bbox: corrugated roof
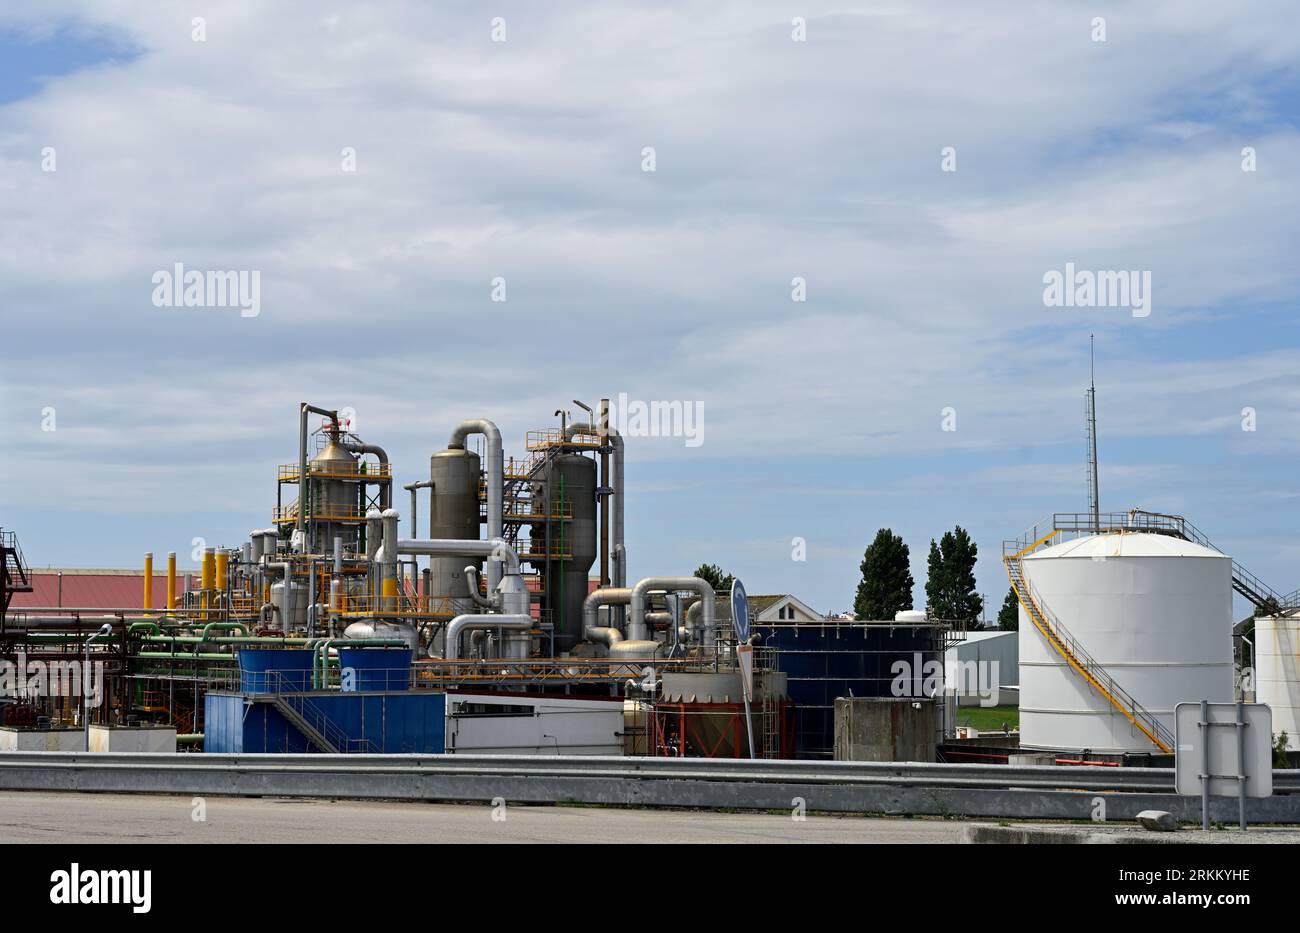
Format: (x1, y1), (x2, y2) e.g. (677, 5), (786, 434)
(10, 572), (174, 609)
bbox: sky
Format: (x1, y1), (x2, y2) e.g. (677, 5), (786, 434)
(1, 1), (1299, 620)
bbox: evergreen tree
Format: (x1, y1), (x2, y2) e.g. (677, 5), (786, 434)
(694, 563), (734, 592)
(853, 529), (914, 620)
(925, 525), (983, 623)
(997, 586), (1019, 631)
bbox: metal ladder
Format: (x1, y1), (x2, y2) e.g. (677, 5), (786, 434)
(1004, 541), (1173, 753)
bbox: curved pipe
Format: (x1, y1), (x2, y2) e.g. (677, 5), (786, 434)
(299, 403), (340, 546)
(630, 577), (714, 645)
(462, 565), (496, 610)
(448, 420), (503, 588)
(582, 587), (632, 648)
(445, 613), (531, 660)
(341, 441), (391, 509)
(396, 538), (520, 577)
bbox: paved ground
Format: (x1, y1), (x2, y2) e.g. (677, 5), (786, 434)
(0, 792), (971, 843)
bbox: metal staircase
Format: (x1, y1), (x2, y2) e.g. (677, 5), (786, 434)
(1004, 531), (1174, 753)
(1, 528), (34, 629)
(252, 671), (376, 753)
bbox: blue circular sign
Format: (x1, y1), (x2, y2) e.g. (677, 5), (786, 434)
(730, 578), (749, 644)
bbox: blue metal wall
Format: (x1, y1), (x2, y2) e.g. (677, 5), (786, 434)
(755, 622), (942, 759)
(204, 690), (446, 754)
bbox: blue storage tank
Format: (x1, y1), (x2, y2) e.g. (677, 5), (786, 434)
(237, 648), (314, 693)
(204, 690), (446, 753)
(337, 646), (412, 692)
(754, 621), (943, 759)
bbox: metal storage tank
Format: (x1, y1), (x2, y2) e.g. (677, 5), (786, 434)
(306, 439), (360, 553)
(1254, 613), (1300, 751)
(534, 453), (596, 652)
(1019, 532), (1233, 753)
(429, 448), (482, 616)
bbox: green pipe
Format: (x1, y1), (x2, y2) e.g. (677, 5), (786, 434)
(139, 635), (308, 645)
(128, 621), (162, 637)
(201, 622), (248, 639)
(176, 734), (203, 745)
(136, 652), (233, 660)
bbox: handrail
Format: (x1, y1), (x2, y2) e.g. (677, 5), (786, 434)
(1004, 548), (1173, 753)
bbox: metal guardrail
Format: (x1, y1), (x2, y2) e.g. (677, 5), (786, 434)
(1, 753), (1296, 820)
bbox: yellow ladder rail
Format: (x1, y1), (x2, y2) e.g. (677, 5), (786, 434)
(1004, 551), (1172, 754)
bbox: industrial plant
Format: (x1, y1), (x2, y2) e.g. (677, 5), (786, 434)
(1, 393), (1292, 777)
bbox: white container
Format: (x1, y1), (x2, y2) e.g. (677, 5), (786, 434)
(1019, 532), (1233, 753)
(0, 727), (84, 751)
(1254, 614), (1300, 751)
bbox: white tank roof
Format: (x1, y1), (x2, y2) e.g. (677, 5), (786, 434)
(1025, 532), (1226, 561)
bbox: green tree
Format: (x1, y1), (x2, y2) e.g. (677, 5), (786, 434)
(997, 586), (1019, 631)
(853, 529), (914, 620)
(694, 563), (734, 592)
(926, 526), (983, 623)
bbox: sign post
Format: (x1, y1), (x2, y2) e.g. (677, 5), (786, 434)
(731, 579), (756, 759)
(1175, 701), (1272, 831)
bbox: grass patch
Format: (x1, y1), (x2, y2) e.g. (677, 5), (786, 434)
(953, 705), (1018, 732)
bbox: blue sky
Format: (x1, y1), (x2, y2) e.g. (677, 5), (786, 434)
(2, 1), (1300, 621)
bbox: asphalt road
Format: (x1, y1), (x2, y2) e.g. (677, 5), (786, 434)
(0, 792), (970, 843)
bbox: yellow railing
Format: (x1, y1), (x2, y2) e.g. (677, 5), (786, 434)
(525, 428), (602, 450)
(273, 503), (369, 524)
(278, 462), (392, 482)
(338, 594), (457, 618)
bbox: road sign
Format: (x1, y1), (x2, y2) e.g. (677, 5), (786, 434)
(731, 578), (749, 644)
(1175, 701), (1272, 831)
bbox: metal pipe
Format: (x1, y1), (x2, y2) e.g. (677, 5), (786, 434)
(629, 577), (714, 644)
(448, 420), (503, 588)
(396, 538), (520, 577)
(143, 553), (153, 610)
(298, 402), (340, 548)
(462, 565), (496, 610)
(342, 441), (391, 509)
(582, 587), (631, 647)
(444, 614), (531, 660)
(402, 479), (434, 540)
(380, 509), (400, 611)
(166, 552), (177, 610)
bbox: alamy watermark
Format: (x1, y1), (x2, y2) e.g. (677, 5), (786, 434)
(891, 654), (1001, 707)
(0, 652), (105, 706)
(152, 263), (261, 318)
(1042, 263), (1151, 318)
(602, 392), (704, 448)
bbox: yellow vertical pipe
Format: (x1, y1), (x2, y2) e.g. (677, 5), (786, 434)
(143, 553), (153, 610)
(382, 576), (398, 612)
(216, 548), (229, 590)
(166, 552), (177, 610)
(201, 548), (215, 610)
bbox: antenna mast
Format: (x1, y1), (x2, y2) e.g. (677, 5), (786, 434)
(1085, 335), (1100, 533)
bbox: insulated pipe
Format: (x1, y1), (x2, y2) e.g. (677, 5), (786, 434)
(380, 509), (400, 611)
(298, 403), (340, 547)
(166, 552), (177, 610)
(444, 614), (531, 660)
(342, 441), (392, 509)
(582, 587), (632, 648)
(396, 538), (520, 577)
(629, 577), (715, 645)
(448, 420), (503, 588)
(143, 553), (153, 610)
(462, 565), (496, 610)
(268, 562), (292, 633)
(403, 481), (434, 537)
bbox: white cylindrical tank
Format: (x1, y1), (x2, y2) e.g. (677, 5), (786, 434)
(1255, 614), (1300, 751)
(1019, 532), (1233, 753)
